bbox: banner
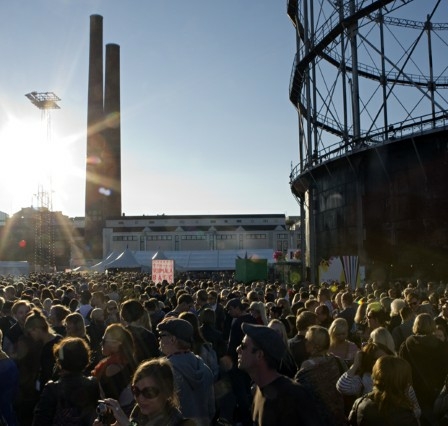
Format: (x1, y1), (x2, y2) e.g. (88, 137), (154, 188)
(318, 255), (364, 289)
(152, 259), (175, 284)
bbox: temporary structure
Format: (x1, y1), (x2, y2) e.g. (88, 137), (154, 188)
(105, 248), (142, 272)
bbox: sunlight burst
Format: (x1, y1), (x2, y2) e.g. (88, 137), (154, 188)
(0, 115), (76, 211)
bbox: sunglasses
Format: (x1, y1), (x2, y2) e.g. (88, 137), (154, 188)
(131, 385), (160, 399)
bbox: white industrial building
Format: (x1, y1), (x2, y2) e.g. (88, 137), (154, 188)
(103, 213), (300, 256)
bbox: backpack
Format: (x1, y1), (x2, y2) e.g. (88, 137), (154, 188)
(50, 385), (83, 426)
(52, 404), (82, 426)
(47, 380), (97, 426)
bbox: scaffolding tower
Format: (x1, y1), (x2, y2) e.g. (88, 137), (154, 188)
(25, 91), (61, 272)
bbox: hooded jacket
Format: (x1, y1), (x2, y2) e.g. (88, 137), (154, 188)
(168, 351), (215, 426)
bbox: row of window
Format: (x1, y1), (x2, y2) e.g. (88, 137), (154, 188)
(144, 236), (172, 241)
(117, 219), (273, 225)
(181, 235), (207, 240)
(114, 233), (289, 242)
(113, 236), (138, 241)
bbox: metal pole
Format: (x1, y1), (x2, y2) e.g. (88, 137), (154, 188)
(349, 0), (361, 141)
(338, 0), (349, 150)
(426, 15), (436, 122)
(378, 8), (389, 138)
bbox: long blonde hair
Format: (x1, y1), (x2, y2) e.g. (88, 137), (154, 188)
(370, 327), (396, 355)
(328, 318), (349, 346)
(249, 301), (268, 325)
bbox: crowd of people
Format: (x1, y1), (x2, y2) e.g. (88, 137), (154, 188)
(1, 272), (448, 425)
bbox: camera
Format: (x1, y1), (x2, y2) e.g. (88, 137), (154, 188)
(96, 400), (115, 425)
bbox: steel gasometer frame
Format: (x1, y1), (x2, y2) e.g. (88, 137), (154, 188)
(287, 0), (448, 283)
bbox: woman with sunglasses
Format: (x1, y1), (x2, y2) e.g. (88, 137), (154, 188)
(105, 301), (120, 325)
(92, 323), (137, 415)
(94, 358), (194, 426)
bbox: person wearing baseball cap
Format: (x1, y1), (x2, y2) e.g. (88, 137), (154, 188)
(237, 323), (320, 426)
(157, 318), (214, 426)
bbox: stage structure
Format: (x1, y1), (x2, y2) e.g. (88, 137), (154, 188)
(288, 0), (448, 282)
(25, 91), (61, 272)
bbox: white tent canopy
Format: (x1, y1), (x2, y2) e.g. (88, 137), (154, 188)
(152, 251), (168, 260)
(79, 249), (275, 273)
(105, 248), (142, 271)
(135, 249), (275, 271)
(90, 251), (120, 273)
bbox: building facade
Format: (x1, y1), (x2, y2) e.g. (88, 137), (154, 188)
(103, 214), (300, 258)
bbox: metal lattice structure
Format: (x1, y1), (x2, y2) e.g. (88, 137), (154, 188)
(288, 1), (448, 282)
(25, 91), (60, 272)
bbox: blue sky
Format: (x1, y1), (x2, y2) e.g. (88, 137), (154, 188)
(0, 1), (299, 218)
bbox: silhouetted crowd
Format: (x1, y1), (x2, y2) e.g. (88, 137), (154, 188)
(1, 272), (448, 425)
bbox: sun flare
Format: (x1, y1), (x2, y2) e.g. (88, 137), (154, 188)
(0, 115), (76, 211)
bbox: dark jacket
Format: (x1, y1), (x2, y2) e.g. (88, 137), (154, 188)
(226, 313), (257, 364)
(399, 334), (448, 408)
(392, 319), (414, 351)
(32, 373), (99, 426)
(126, 324), (159, 364)
(253, 376), (322, 426)
(213, 303), (226, 333)
(39, 335), (63, 389)
(99, 363), (134, 402)
(130, 403), (195, 426)
(349, 393), (418, 426)
(288, 334), (308, 369)
(200, 323), (226, 358)
(337, 306), (357, 332)
(6, 322), (23, 348)
(86, 320), (106, 365)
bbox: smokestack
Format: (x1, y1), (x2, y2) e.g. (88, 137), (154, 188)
(87, 15), (103, 130)
(84, 16), (122, 260)
(85, 14), (104, 259)
(104, 43), (121, 217)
